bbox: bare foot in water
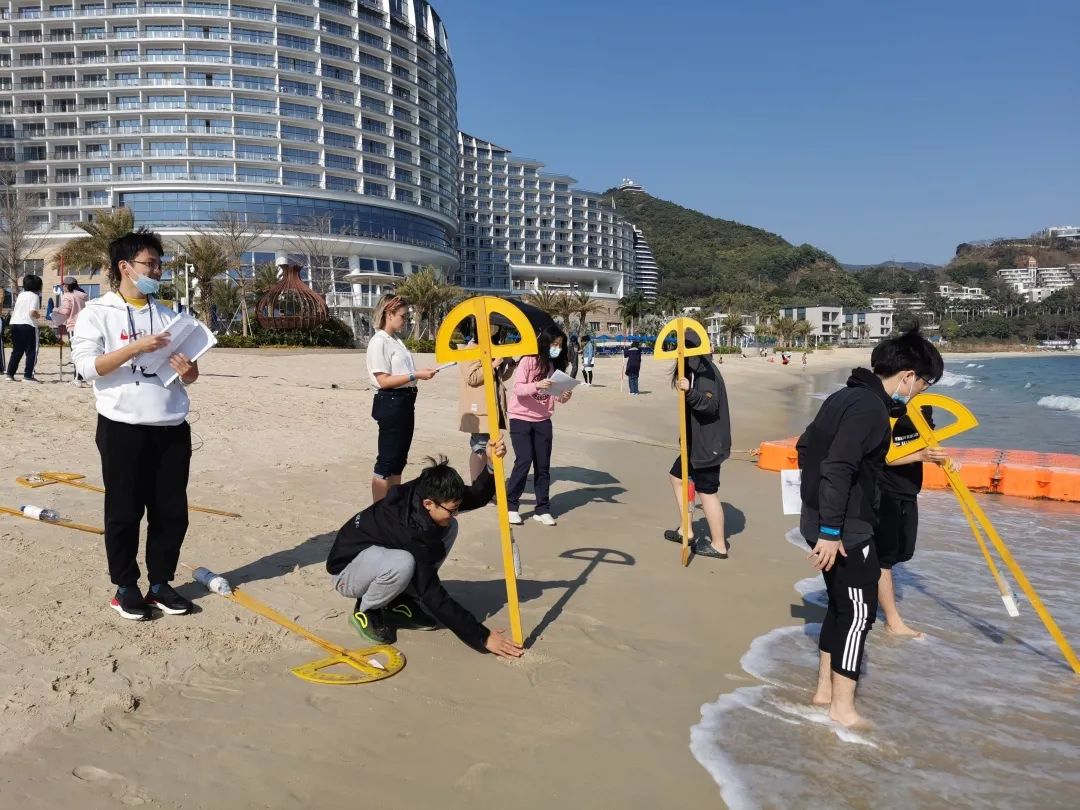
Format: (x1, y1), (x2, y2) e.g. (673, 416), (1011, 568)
(812, 690), (832, 707)
(829, 704), (867, 728)
(885, 622), (926, 639)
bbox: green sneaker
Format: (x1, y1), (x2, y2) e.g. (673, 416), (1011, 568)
(349, 603), (395, 644)
(387, 596), (438, 631)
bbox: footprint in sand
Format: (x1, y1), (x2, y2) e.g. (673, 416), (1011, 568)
(454, 762), (495, 790)
(71, 766), (151, 806)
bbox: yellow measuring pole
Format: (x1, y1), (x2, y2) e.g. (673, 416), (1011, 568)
(435, 297), (538, 646)
(654, 318), (712, 567)
(896, 394), (1080, 674)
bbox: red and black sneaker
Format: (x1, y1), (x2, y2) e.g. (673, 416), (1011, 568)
(145, 583), (194, 616)
(111, 586), (152, 621)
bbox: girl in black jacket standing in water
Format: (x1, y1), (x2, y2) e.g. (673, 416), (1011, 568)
(663, 329), (732, 558)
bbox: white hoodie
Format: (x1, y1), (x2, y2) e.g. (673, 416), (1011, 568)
(72, 292), (190, 426)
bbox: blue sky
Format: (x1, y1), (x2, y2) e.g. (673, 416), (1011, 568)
(436, 0), (1079, 265)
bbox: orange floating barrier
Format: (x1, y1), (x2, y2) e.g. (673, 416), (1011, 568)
(757, 440), (1080, 502)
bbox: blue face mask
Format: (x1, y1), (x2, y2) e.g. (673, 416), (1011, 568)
(134, 273), (160, 296)
(549, 346), (562, 359)
(892, 375), (913, 404)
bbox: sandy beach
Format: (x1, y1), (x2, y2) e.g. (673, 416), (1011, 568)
(0, 345), (892, 807)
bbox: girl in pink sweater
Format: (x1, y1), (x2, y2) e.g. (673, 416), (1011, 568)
(506, 326), (572, 526)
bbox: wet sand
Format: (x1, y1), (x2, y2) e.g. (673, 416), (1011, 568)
(0, 346), (866, 808)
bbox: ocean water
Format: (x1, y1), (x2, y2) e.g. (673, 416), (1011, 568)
(791, 355), (1080, 453)
(695, 355), (1080, 807)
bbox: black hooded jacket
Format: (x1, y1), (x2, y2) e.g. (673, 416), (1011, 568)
(683, 354), (732, 469)
(796, 368), (898, 549)
(326, 470), (495, 652)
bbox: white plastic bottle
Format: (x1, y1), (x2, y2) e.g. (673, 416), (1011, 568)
(192, 566), (232, 596)
(20, 505), (60, 522)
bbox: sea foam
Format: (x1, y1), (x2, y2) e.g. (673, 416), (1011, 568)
(1038, 395), (1080, 413)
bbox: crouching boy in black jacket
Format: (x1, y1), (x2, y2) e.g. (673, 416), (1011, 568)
(796, 329), (942, 726)
(326, 438), (523, 659)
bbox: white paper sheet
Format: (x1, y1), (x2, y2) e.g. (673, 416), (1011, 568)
(137, 313), (217, 386)
(781, 469), (802, 515)
(547, 370), (580, 397)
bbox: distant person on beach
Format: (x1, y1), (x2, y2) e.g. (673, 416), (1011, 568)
(802, 352), (808, 368)
(458, 322), (515, 483)
(663, 330), (731, 559)
(326, 440), (523, 659)
(567, 334), (580, 379)
(580, 335), (595, 385)
(54, 275), (89, 387)
(366, 294), (440, 504)
(5, 274), (43, 383)
(623, 340), (642, 394)
(782, 352), (791, 365)
(796, 329), (943, 726)
(506, 325), (573, 527)
(874, 339), (950, 637)
(72, 229), (201, 620)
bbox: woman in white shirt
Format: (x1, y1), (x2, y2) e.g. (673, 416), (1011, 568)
(5, 274), (43, 382)
(365, 294), (439, 502)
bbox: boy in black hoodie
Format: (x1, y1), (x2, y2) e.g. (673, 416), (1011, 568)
(796, 330), (942, 726)
(326, 438), (523, 659)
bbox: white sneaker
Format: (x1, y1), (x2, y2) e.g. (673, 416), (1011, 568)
(507, 511), (523, 525)
(533, 513), (557, 527)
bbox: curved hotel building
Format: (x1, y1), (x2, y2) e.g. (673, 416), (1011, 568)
(456, 132), (636, 330)
(1, 0), (459, 333)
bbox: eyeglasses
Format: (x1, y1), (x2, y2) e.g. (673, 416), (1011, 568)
(128, 259), (162, 271)
(435, 501), (461, 516)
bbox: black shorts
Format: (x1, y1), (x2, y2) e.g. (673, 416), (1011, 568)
(669, 457), (721, 495)
(371, 389), (416, 478)
(876, 496), (919, 569)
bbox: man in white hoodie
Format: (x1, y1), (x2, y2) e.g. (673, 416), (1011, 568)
(73, 229), (200, 621)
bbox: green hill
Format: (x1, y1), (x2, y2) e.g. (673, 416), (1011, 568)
(604, 186), (854, 303)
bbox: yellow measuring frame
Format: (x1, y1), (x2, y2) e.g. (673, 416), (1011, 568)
(892, 393), (1079, 674)
(435, 296), (539, 646)
(0, 504), (104, 535)
(653, 317), (712, 567)
(17, 472), (241, 518)
(228, 586), (403, 685)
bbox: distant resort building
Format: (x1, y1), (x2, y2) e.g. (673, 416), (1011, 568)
(630, 225), (659, 301)
(998, 256), (1080, 303)
(455, 132), (638, 330)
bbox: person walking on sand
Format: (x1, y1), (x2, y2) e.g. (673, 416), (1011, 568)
(458, 321), (516, 483)
(795, 329), (942, 727)
(366, 294), (440, 504)
(506, 325), (574, 527)
(567, 333), (580, 379)
(71, 229), (201, 620)
(662, 330), (731, 558)
(580, 334), (595, 386)
(53, 275), (90, 387)
(623, 339), (643, 394)
(5, 274), (43, 383)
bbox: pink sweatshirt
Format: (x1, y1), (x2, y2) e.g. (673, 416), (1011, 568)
(508, 355), (558, 422)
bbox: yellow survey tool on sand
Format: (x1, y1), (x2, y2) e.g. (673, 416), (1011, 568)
(0, 504), (103, 534)
(187, 565), (404, 685)
(435, 296), (538, 646)
(654, 317), (712, 566)
(17, 472), (241, 518)
(890, 393), (1080, 675)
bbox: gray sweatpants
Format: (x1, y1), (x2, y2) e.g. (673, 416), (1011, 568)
(332, 522), (458, 611)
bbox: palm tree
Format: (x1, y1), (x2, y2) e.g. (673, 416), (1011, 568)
(756, 305), (777, 331)
(57, 207), (135, 281)
(571, 291), (604, 334)
(721, 313), (745, 347)
(842, 322), (854, 344)
(395, 265), (463, 339)
(210, 278), (241, 333)
(201, 212), (266, 336)
(773, 316), (797, 347)
(172, 233), (231, 328)
(523, 288), (563, 317)
(657, 292), (680, 318)
(858, 322), (871, 341)
(617, 290), (647, 334)
(793, 319), (813, 348)
(551, 293), (576, 329)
